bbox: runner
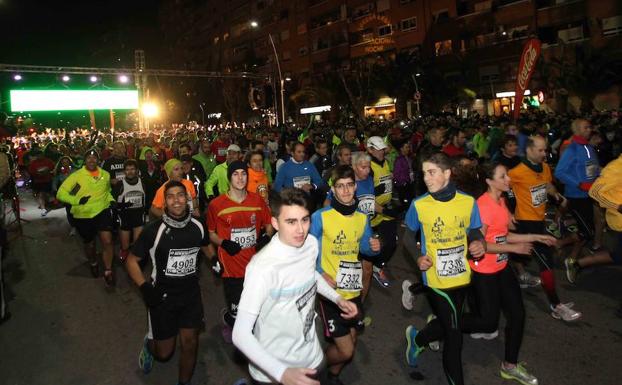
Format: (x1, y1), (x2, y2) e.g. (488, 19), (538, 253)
(404, 152), (486, 385)
(565, 154), (622, 282)
(366, 136), (399, 288)
(112, 159), (146, 262)
(125, 180), (210, 385)
(102, 141), (127, 183)
(207, 160), (272, 343)
(232, 188), (358, 385)
(508, 135), (582, 321)
(56, 149), (115, 285)
(462, 161), (555, 385)
(150, 158), (199, 218)
(246, 150), (270, 202)
(310, 165), (380, 384)
(205, 144), (241, 198)
(27, 149), (55, 216)
(272, 142), (324, 194)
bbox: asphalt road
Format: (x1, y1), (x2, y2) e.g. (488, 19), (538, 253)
(1, 192), (620, 385)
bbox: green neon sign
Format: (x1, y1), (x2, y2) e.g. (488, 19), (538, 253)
(10, 90), (139, 112)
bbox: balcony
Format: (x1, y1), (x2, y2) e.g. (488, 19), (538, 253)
(537, 0), (585, 27)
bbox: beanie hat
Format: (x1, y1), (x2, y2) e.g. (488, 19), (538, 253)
(164, 158), (182, 177)
(227, 160), (247, 181)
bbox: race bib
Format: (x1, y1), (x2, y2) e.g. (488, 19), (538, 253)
(293, 175), (311, 189)
(436, 245), (467, 277)
(530, 184), (547, 207)
(358, 195), (375, 216)
(379, 174), (393, 194)
(231, 226), (257, 249)
(165, 247), (199, 277)
(336, 261), (363, 291)
(115, 172), (125, 181)
(494, 235), (508, 263)
(125, 193), (144, 207)
(585, 161), (598, 180)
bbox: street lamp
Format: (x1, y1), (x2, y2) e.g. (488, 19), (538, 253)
(62, 75), (71, 82)
(13, 74), (22, 81)
(89, 75), (99, 83)
(118, 74), (129, 84)
(250, 20), (286, 125)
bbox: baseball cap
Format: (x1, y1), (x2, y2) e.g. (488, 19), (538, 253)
(227, 144), (241, 152)
(366, 136), (387, 150)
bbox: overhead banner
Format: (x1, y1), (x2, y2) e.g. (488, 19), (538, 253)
(10, 90), (139, 112)
(513, 38), (541, 119)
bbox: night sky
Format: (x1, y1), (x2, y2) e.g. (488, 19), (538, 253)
(0, 0), (163, 68)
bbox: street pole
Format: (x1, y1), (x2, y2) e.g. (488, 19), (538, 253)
(411, 75), (421, 115)
(199, 103), (205, 126)
(268, 33), (285, 125)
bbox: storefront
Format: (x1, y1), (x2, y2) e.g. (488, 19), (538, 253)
(364, 96), (396, 120)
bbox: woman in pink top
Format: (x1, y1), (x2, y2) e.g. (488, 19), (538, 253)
(461, 162), (556, 385)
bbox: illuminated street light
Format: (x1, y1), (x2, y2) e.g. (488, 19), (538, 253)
(285, 77), (292, 82)
(13, 74), (22, 81)
(415, 73), (421, 77)
(118, 74), (129, 84)
(89, 75), (99, 83)
(62, 75), (71, 82)
(142, 103), (159, 118)
(250, 20), (259, 28)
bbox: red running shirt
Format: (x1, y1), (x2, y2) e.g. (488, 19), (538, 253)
(207, 192), (271, 278)
(471, 192), (511, 274)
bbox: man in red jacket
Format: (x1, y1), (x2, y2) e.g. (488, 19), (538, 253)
(27, 149), (55, 216)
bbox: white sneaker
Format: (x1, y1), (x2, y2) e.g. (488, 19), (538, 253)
(470, 330), (499, 340)
(401, 280), (415, 310)
(518, 272), (541, 289)
(551, 303), (582, 322)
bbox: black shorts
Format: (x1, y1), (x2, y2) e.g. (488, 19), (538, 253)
(223, 277), (244, 326)
(567, 197), (595, 241)
(73, 208), (114, 242)
(149, 288), (204, 340)
(319, 296), (363, 338)
(32, 181), (52, 193)
(118, 209), (145, 231)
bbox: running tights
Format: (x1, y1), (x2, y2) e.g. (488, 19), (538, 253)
(415, 287), (466, 385)
(462, 266), (525, 364)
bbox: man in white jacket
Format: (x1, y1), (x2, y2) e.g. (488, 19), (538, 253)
(232, 188), (358, 385)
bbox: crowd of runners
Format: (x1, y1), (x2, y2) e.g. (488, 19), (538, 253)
(1, 109), (621, 385)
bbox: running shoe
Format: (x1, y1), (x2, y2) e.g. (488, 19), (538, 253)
(500, 362), (538, 385)
(40, 209), (48, 217)
(426, 314), (440, 351)
(551, 303), (582, 322)
(401, 280), (415, 310)
(138, 336), (154, 374)
(518, 272), (541, 289)
(373, 268), (390, 288)
(470, 330), (499, 340)
(103, 270), (115, 287)
(564, 258), (579, 284)
(405, 325), (424, 367)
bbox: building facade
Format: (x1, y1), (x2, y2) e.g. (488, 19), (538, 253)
(159, 0), (622, 118)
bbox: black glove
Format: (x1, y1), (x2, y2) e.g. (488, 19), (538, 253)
(210, 257), (222, 277)
(382, 205), (402, 219)
(117, 201), (133, 210)
(256, 233), (271, 251)
(374, 183), (386, 195)
(221, 239), (242, 256)
(139, 282), (165, 308)
(78, 196), (91, 205)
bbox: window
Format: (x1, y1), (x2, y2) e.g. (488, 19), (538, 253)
(376, 0), (390, 12)
(433, 9), (450, 23)
(378, 24), (392, 36)
(434, 40), (452, 56)
(401, 17), (417, 31)
(281, 29), (290, 41)
(280, 9), (289, 20)
(603, 15), (622, 36)
(352, 3), (373, 20)
(558, 25), (584, 43)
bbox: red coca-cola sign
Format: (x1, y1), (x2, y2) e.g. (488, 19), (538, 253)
(513, 38), (541, 119)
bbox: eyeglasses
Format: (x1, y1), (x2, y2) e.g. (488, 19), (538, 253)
(334, 182), (355, 190)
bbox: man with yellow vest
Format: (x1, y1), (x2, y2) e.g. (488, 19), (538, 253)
(310, 165), (380, 385)
(364, 136), (400, 290)
(564, 154), (622, 282)
(57, 149), (116, 286)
